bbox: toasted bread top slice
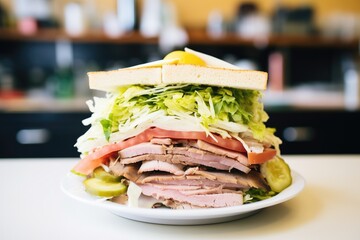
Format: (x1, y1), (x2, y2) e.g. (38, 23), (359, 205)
(88, 64), (268, 92)
(162, 65), (268, 90)
(88, 67), (162, 92)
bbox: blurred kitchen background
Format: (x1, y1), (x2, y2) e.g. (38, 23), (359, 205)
(0, 0), (359, 157)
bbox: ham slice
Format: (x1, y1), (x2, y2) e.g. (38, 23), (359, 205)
(119, 142), (165, 158)
(120, 147), (250, 173)
(106, 139), (270, 209)
(137, 168), (269, 190)
(145, 183), (201, 191)
(144, 183), (227, 195)
(138, 160), (184, 175)
(168, 147), (251, 173)
(121, 154), (231, 171)
(145, 178), (245, 189)
(194, 140), (249, 166)
(140, 183), (243, 208)
(218, 158), (250, 173)
(179, 186), (224, 196)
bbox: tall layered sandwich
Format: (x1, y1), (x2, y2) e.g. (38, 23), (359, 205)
(72, 48), (292, 209)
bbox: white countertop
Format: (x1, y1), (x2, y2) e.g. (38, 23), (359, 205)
(1, 155), (360, 240)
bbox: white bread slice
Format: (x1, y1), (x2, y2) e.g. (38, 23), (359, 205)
(88, 67), (162, 92)
(162, 64), (268, 90)
(88, 64), (268, 92)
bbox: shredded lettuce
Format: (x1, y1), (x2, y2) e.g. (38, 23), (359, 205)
(75, 84), (281, 154)
(243, 188), (276, 203)
(108, 85), (265, 137)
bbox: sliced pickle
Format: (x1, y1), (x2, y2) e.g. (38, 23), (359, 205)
(260, 156), (292, 193)
(92, 167), (121, 183)
(70, 169), (87, 177)
(84, 178), (127, 197)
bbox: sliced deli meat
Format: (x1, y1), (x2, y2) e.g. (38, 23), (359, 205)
(119, 141), (251, 173)
(137, 168), (269, 190)
(138, 160), (184, 175)
(119, 142), (166, 158)
(104, 137), (271, 208)
(194, 140), (249, 165)
(83, 134), (275, 208)
(140, 184), (243, 208)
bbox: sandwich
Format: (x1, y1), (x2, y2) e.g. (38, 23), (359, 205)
(72, 48), (292, 209)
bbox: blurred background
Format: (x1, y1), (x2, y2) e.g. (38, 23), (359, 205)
(0, 0), (359, 157)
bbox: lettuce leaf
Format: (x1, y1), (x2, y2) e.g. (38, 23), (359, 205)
(243, 188), (276, 203)
(113, 85), (270, 138)
(78, 84), (280, 153)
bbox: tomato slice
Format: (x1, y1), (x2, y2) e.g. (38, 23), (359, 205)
(248, 148), (277, 165)
(144, 128), (247, 152)
(72, 156), (109, 176)
(72, 127), (275, 175)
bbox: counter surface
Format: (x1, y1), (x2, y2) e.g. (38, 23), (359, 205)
(1, 155), (359, 240)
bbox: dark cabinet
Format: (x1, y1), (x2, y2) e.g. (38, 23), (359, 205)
(266, 109), (360, 154)
(0, 112), (89, 158)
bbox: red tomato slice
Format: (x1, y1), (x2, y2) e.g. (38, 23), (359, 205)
(248, 148), (277, 164)
(72, 156), (108, 176)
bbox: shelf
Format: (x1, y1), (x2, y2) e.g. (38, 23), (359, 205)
(0, 97), (89, 113)
(0, 28), (158, 44)
(187, 30), (359, 48)
(0, 28), (358, 48)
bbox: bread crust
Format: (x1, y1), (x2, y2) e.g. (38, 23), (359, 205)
(88, 67), (162, 92)
(162, 65), (267, 90)
(88, 65), (268, 92)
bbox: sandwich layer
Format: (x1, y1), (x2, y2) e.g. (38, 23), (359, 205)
(88, 64), (268, 92)
(162, 65), (268, 90)
(88, 67), (162, 92)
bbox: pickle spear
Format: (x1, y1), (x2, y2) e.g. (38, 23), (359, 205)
(260, 156), (292, 193)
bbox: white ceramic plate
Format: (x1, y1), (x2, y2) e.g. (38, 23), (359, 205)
(61, 171), (305, 225)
